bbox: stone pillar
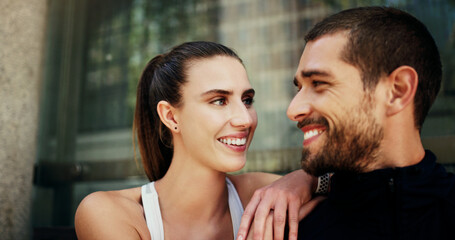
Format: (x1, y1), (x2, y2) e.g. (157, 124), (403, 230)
(0, 1), (48, 239)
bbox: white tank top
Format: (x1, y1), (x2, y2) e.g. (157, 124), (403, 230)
(141, 178), (244, 240)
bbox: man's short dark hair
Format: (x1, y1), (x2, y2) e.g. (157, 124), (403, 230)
(305, 6), (442, 129)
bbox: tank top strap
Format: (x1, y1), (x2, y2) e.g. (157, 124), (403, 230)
(142, 178), (244, 240)
(226, 177), (245, 238)
(142, 182), (164, 240)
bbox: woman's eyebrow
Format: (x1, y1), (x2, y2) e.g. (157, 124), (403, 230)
(243, 88), (255, 96)
(200, 89), (232, 97)
(200, 88), (255, 97)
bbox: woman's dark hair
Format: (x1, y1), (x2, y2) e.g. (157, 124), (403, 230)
(134, 41), (242, 181)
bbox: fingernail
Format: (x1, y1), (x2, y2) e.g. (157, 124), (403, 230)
(237, 236), (243, 240)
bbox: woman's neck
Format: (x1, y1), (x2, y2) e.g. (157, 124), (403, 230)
(154, 155), (230, 226)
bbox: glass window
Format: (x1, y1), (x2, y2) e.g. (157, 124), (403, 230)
(35, 0), (455, 227)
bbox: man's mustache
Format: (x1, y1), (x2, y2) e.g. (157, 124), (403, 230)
(297, 117), (329, 129)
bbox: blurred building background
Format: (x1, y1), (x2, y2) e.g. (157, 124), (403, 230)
(1, 0), (455, 239)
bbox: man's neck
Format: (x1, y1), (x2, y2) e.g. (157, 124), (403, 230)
(366, 126), (425, 171)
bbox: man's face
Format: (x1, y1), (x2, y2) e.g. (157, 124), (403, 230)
(287, 32), (384, 176)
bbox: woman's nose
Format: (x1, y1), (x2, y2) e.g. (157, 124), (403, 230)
(230, 103), (255, 128)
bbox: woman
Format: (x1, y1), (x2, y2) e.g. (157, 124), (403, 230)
(75, 41), (316, 240)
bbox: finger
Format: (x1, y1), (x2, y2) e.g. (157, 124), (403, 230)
(298, 196), (326, 220)
(237, 192), (262, 240)
(264, 212), (274, 240)
(272, 198), (287, 240)
(287, 199), (300, 240)
(246, 224), (254, 240)
(252, 197), (274, 240)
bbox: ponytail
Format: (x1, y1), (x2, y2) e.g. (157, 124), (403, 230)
(134, 55), (173, 181)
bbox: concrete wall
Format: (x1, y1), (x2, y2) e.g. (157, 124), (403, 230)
(0, 0), (48, 239)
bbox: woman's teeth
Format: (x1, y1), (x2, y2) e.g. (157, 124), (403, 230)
(218, 138), (247, 146)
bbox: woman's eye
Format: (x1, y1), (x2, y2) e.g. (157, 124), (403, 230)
(211, 98), (226, 106)
(243, 97), (254, 106)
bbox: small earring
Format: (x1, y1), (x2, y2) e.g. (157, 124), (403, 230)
(174, 126), (177, 130)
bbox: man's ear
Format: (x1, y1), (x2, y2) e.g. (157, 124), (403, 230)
(156, 100), (179, 132)
(386, 66), (418, 116)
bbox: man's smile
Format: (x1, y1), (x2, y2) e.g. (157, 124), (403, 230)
(300, 125), (326, 146)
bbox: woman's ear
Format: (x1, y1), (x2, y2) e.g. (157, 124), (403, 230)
(386, 66), (418, 116)
(157, 100), (179, 132)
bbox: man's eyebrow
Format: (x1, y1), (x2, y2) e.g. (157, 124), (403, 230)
(300, 70), (331, 78)
(294, 70), (332, 86)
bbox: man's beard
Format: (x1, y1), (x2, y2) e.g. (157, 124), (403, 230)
(300, 96), (384, 176)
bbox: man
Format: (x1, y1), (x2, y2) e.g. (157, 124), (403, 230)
(237, 6), (455, 240)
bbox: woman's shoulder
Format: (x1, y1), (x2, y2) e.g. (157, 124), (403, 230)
(77, 187), (142, 212)
(227, 173), (281, 207)
(75, 187), (151, 240)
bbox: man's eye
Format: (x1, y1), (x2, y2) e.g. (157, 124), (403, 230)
(312, 80), (327, 87)
(211, 98), (226, 106)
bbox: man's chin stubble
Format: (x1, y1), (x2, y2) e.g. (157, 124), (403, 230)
(300, 109), (383, 176)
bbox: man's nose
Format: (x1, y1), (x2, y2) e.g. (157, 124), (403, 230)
(287, 90), (312, 122)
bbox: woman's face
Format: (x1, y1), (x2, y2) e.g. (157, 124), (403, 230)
(175, 55), (257, 173)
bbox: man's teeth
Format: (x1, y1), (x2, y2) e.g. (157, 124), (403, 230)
(304, 129), (323, 140)
(219, 138), (247, 146)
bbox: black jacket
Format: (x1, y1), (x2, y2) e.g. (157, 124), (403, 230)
(297, 150), (455, 240)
